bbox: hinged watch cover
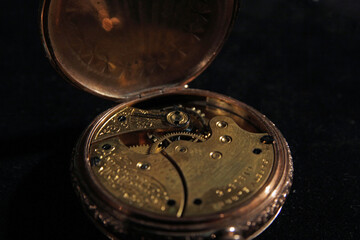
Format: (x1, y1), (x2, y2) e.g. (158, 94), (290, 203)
(41, 0), (239, 100)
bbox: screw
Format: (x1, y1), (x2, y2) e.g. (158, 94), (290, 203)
(193, 198), (202, 205)
(90, 157), (101, 166)
(167, 199), (176, 206)
(137, 162), (151, 170)
(210, 151), (222, 159)
(253, 148), (262, 154)
(216, 121), (228, 128)
(118, 115), (127, 122)
(219, 135), (232, 144)
(166, 110), (189, 126)
(175, 146), (188, 153)
(102, 144), (112, 150)
(260, 135), (274, 144)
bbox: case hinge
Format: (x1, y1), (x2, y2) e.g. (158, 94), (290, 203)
(138, 88), (165, 99)
(136, 85), (188, 99)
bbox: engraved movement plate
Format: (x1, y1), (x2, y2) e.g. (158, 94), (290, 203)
(71, 92), (292, 240)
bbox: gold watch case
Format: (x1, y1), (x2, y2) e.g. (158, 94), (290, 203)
(40, 1), (293, 239)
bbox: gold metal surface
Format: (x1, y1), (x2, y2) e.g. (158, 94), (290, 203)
(90, 137), (185, 217)
(70, 91), (293, 239)
(89, 106), (274, 217)
(166, 110), (189, 126)
(93, 107), (189, 142)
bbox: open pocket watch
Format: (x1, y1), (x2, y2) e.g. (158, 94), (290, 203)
(40, 0), (293, 239)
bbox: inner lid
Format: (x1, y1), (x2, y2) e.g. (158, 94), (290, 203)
(41, 0), (238, 100)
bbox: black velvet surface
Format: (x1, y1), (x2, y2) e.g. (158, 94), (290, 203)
(1, 0), (359, 239)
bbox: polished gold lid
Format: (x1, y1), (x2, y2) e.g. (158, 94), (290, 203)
(40, 0), (239, 100)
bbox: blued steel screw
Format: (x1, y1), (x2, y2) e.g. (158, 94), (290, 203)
(118, 115), (127, 122)
(90, 157), (101, 166)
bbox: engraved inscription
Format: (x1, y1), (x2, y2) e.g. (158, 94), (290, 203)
(92, 140), (170, 212)
(88, 108), (275, 217)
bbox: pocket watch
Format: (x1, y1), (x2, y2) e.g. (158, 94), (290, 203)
(40, 0), (293, 239)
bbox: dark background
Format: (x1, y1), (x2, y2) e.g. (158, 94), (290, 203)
(1, 0), (359, 239)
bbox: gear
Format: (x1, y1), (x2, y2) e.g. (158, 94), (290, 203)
(162, 105), (209, 136)
(129, 144), (151, 154)
(188, 107), (205, 118)
(149, 132), (206, 153)
(184, 107), (209, 136)
(161, 106), (205, 119)
(128, 106), (208, 155)
(128, 132), (206, 154)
